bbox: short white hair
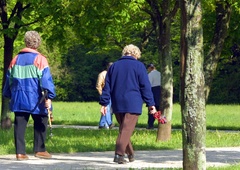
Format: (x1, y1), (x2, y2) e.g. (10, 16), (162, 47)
(122, 44), (141, 59)
(24, 31), (41, 49)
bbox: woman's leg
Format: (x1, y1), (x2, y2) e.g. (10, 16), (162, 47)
(14, 112), (30, 154)
(31, 114), (48, 152)
(114, 113), (138, 156)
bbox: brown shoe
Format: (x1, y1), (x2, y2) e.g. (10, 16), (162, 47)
(128, 154), (135, 162)
(35, 151), (52, 159)
(109, 124), (115, 129)
(16, 154), (29, 161)
(113, 154), (127, 164)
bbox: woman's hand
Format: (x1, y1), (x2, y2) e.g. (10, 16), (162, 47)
(100, 106), (107, 116)
(45, 99), (52, 109)
(149, 106), (157, 114)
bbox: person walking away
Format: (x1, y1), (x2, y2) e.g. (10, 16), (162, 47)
(146, 63), (161, 129)
(96, 62), (114, 129)
(3, 31), (56, 161)
(99, 44), (157, 164)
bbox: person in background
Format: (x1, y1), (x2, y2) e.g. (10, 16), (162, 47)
(146, 63), (161, 129)
(99, 44), (157, 164)
(3, 31), (56, 161)
(96, 62), (114, 129)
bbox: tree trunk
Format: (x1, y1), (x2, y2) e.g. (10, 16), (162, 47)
(1, 36), (14, 129)
(157, 0), (173, 141)
(146, 0), (174, 141)
(204, 1), (231, 102)
(180, 0), (206, 169)
(0, 0), (14, 129)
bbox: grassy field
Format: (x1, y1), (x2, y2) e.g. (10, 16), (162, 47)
(43, 102), (240, 130)
(1, 102), (240, 169)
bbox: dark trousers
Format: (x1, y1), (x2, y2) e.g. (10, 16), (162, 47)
(148, 86), (161, 127)
(14, 112), (48, 154)
(114, 113), (139, 156)
(147, 105), (160, 128)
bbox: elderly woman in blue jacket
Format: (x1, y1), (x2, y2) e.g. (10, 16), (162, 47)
(100, 44), (157, 164)
(3, 31), (56, 161)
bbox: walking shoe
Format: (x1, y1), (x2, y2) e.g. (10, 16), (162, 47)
(113, 154), (127, 164)
(35, 151), (52, 159)
(99, 126), (109, 129)
(16, 154), (29, 161)
(128, 154), (135, 162)
(109, 124), (115, 129)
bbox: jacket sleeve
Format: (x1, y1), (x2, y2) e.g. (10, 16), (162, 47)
(41, 67), (56, 99)
(35, 54), (56, 99)
(96, 72), (104, 95)
(2, 71), (11, 98)
(99, 71), (110, 106)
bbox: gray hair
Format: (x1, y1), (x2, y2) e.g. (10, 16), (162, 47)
(122, 44), (141, 59)
(24, 31), (41, 49)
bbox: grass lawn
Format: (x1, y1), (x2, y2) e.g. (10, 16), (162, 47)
(1, 102), (240, 169)
(46, 102), (240, 131)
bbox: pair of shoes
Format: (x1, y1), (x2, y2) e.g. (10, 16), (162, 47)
(99, 126), (109, 129)
(128, 154), (135, 162)
(35, 151), (52, 159)
(16, 154), (29, 161)
(109, 124), (115, 129)
(113, 154), (127, 164)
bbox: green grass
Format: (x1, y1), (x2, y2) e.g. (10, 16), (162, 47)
(38, 102), (240, 130)
(1, 102), (240, 169)
(1, 127), (240, 155)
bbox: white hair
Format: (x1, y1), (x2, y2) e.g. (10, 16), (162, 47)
(24, 31), (41, 49)
(122, 44), (141, 59)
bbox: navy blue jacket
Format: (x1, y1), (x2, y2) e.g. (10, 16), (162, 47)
(99, 56), (155, 114)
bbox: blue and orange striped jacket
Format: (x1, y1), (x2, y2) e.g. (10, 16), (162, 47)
(3, 48), (56, 115)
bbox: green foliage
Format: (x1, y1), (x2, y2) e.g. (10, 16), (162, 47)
(55, 45), (121, 101)
(208, 62), (240, 103)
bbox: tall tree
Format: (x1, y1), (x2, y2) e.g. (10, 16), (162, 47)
(180, 0), (206, 169)
(145, 0), (179, 141)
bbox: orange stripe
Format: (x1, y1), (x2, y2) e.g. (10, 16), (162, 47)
(34, 54), (49, 70)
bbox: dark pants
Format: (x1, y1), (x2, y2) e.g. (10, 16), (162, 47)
(147, 106), (160, 128)
(148, 86), (161, 128)
(114, 113), (139, 156)
(14, 112), (48, 154)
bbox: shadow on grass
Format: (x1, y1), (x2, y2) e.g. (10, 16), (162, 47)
(0, 127), (176, 155)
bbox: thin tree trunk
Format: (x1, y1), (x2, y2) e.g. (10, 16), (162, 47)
(0, 0), (19, 129)
(204, 1), (231, 102)
(157, 0), (173, 141)
(1, 36), (14, 129)
(145, 0), (175, 141)
(180, 0), (206, 169)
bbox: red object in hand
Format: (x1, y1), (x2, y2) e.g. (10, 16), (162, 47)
(153, 111), (167, 124)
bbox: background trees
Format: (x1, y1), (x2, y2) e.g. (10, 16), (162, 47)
(1, 0), (240, 168)
(1, 1), (240, 123)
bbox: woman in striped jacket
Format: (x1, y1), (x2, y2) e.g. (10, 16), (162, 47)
(3, 31), (56, 161)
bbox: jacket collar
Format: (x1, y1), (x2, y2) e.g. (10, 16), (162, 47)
(20, 48), (40, 54)
(119, 56), (137, 61)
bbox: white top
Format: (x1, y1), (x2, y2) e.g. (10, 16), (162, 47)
(148, 70), (161, 87)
